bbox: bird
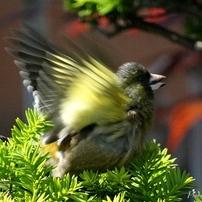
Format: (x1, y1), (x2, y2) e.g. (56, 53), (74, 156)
(5, 24), (165, 177)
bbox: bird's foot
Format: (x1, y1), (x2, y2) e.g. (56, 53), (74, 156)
(127, 110), (137, 120)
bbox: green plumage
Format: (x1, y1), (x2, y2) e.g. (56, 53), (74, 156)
(5, 24), (165, 176)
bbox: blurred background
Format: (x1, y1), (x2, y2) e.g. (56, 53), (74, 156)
(1, 0), (202, 199)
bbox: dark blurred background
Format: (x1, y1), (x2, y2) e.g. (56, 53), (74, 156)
(1, 0), (202, 199)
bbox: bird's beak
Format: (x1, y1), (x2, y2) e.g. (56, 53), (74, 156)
(150, 73), (166, 90)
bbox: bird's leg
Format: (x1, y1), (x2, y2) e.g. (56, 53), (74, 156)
(126, 108), (142, 127)
(127, 108), (137, 120)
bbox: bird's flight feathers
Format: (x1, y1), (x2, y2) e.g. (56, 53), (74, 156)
(5, 24), (130, 142)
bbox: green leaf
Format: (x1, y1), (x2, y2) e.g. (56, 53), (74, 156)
(0, 109), (196, 201)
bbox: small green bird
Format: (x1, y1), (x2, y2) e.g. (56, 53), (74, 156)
(5, 24), (165, 177)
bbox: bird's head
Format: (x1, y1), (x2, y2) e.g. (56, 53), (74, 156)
(116, 62), (165, 103)
(116, 62), (165, 134)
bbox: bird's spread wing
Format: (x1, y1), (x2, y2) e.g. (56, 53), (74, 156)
(5, 24), (130, 143)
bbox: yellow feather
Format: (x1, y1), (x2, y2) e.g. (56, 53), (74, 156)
(40, 142), (59, 162)
(42, 53), (131, 132)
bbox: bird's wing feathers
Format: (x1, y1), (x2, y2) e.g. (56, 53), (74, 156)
(5, 24), (130, 143)
(43, 51), (130, 132)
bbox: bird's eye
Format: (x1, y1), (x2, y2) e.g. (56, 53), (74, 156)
(139, 77), (146, 82)
(139, 73), (150, 83)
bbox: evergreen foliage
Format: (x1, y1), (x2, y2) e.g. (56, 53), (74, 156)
(0, 109), (196, 201)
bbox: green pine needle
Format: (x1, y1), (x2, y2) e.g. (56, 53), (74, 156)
(0, 108), (196, 201)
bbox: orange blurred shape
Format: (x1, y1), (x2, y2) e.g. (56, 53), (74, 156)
(167, 100), (202, 152)
(145, 7), (167, 23)
(64, 21), (90, 38)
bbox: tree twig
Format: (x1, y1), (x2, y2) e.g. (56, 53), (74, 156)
(91, 15), (202, 51)
(130, 16), (202, 51)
